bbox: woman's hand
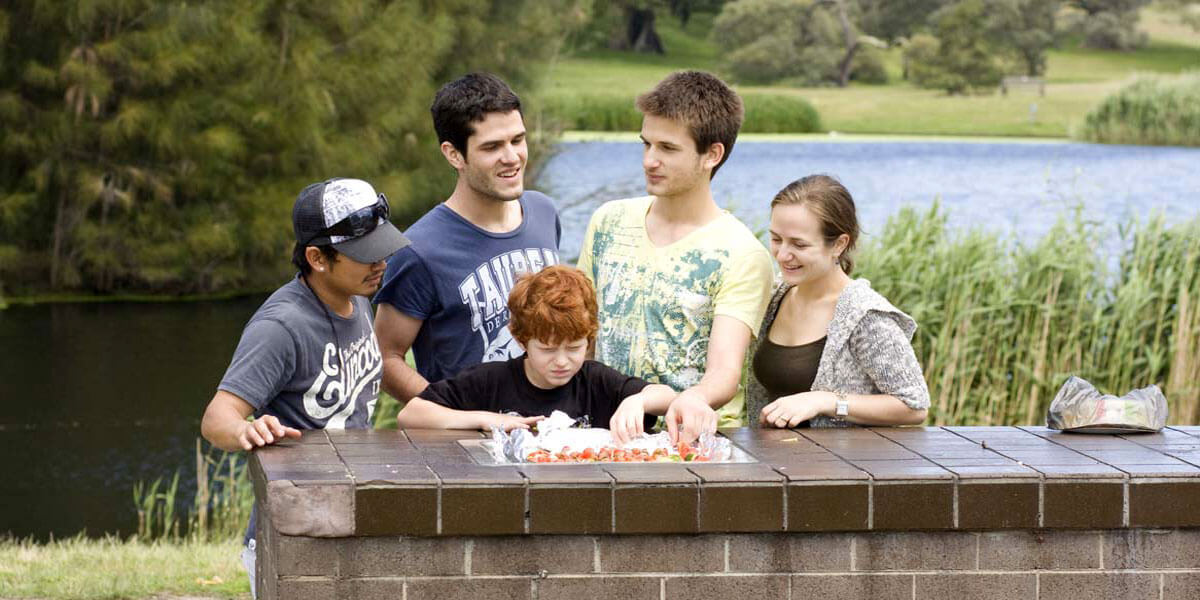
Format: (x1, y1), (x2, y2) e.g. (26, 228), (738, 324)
(760, 391), (837, 428)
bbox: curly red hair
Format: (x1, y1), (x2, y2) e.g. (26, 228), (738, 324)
(507, 265), (599, 347)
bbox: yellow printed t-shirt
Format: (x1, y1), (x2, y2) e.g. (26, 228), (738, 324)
(575, 196), (774, 426)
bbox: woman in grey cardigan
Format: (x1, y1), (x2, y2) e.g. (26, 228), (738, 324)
(748, 175), (929, 428)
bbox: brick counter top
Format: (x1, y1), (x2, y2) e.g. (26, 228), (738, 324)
(248, 426), (1200, 539)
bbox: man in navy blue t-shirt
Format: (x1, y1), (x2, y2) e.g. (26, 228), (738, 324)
(374, 73), (561, 405)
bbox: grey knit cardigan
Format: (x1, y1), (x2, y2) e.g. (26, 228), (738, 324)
(744, 278), (931, 428)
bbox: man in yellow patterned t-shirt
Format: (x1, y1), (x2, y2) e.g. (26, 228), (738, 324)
(576, 71), (773, 437)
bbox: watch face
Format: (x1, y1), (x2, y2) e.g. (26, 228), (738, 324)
(836, 399), (849, 417)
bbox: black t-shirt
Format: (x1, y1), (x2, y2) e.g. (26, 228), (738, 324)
(418, 356), (657, 430)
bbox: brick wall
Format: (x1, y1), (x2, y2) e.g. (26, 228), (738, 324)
(257, 527), (1200, 600)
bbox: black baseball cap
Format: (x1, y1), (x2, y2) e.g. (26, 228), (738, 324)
(292, 178), (410, 263)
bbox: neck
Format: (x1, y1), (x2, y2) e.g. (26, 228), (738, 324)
(303, 273), (354, 318)
(791, 269), (851, 305)
(649, 184), (721, 226)
(522, 358), (557, 390)
(445, 181), (522, 232)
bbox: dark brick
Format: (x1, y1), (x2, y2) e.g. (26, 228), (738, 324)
(665, 575), (788, 599)
(788, 483), (869, 531)
(1163, 572), (1200, 600)
(958, 482), (1038, 529)
(1105, 529), (1200, 569)
(1038, 573), (1159, 600)
(442, 487), (526, 535)
(1043, 481), (1124, 528)
(354, 486), (437, 536)
(916, 573), (1036, 599)
(470, 536), (595, 575)
(275, 535), (339, 576)
(337, 578), (404, 598)
(599, 535), (724, 573)
(1129, 480), (1200, 527)
(340, 536), (466, 577)
(855, 531), (976, 571)
(791, 574), (913, 599)
(529, 486), (611, 534)
(406, 577), (532, 600)
(614, 486), (698, 534)
(977, 530), (1100, 570)
(273, 578), (336, 599)
(699, 484), (783, 532)
(538, 576), (660, 600)
(872, 482), (954, 530)
(727, 533), (852, 572)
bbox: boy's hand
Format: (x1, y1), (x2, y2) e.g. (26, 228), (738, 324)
(239, 415), (302, 451)
(479, 413), (544, 432)
(665, 391), (718, 445)
(610, 395), (648, 445)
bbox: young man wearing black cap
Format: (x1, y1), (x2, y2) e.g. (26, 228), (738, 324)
(200, 177), (408, 598)
(374, 73), (561, 412)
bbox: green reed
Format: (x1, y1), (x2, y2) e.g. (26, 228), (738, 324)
(1078, 72), (1200, 147)
(856, 203), (1200, 426)
(131, 438), (252, 542)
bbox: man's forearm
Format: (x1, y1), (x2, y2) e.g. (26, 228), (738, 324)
(397, 398), (489, 430)
(381, 356), (430, 401)
(201, 404), (249, 453)
(685, 371), (741, 409)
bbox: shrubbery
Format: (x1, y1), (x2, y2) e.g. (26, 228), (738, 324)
(545, 92), (821, 134)
(1078, 72), (1200, 146)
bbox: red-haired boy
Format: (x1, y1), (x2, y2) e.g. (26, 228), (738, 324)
(397, 265), (710, 442)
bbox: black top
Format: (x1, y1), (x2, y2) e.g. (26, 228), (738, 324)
(418, 356), (657, 430)
(752, 336), (827, 400)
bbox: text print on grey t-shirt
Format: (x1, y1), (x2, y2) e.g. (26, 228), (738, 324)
(219, 278), (381, 431)
(460, 247), (560, 362)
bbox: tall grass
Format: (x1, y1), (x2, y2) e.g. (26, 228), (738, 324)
(132, 438), (252, 543)
(858, 204), (1200, 425)
(543, 92), (822, 133)
(1077, 72), (1200, 146)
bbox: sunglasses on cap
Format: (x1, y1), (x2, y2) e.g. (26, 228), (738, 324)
(306, 194), (390, 244)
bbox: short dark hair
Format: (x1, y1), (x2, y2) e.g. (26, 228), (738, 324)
(292, 243), (340, 276)
(431, 72), (522, 158)
(636, 71), (744, 178)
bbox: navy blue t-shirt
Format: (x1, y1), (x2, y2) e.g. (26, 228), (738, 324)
(374, 191), (561, 383)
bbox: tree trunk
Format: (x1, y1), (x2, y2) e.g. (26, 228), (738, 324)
(50, 185), (67, 289)
(624, 7), (665, 54)
(833, 0), (859, 87)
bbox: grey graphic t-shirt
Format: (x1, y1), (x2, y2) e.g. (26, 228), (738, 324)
(374, 191), (561, 383)
(219, 276), (380, 430)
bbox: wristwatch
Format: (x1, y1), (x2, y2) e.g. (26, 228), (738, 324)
(834, 392), (850, 418)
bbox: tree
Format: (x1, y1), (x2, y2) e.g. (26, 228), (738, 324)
(0, 0), (589, 294)
(856, 0), (951, 43)
(904, 0), (1005, 94)
(712, 0), (885, 86)
(1069, 0), (1151, 49)
(991, 0), (1060, 76)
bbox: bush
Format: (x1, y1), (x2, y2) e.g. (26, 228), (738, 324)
(545, 92), (822, 134)
(742, 93), (822, 133)
(850, 46), (889, 84)
(1078, 72), (1200, 146)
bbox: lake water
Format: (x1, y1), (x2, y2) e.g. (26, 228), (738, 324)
(2, 138), (1198, 540)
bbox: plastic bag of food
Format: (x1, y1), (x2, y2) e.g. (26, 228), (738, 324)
(488, 410), (731, 463)
(1045, 376), (1167, 433)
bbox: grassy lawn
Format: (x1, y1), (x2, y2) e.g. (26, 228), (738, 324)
(0, 536), (249, 600)
(543, 6), (1200, 138)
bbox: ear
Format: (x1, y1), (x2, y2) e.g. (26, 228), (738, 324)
(305, 246), (327, 272)
(702, 142), (725, 172)
(440, 141), (466, 170)
(832, 233), (851, 257)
